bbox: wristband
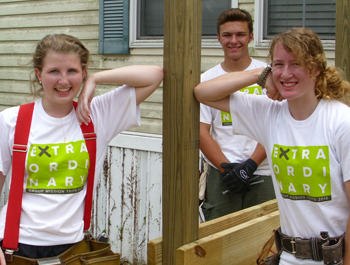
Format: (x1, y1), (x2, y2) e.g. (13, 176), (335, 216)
(257, 66), (272, 88)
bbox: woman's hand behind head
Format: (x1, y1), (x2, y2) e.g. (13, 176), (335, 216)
(265, 72), (284, 101)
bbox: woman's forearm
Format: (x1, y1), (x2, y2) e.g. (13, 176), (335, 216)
(194, 68), (263, 104)
(90, 65), (163, 88)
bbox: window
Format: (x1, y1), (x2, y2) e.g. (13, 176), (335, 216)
(138, 0), (232, 39)
(99, 0), (238, 53)
(255, 0), (336, 49)
(265, 0), (336, 39)
(130, 0), (238, 48)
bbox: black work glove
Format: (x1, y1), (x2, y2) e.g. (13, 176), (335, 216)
(220, 158), (258, 194)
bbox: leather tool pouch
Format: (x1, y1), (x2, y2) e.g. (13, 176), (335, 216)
(263, 227), (345, 265)
(5, 233), (120, 265)
(263, 228), (282, 265)
(322, 234), (345, 265)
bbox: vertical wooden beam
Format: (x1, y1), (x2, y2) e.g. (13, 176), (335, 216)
(335, 0), (350, 81)
(162, 0), (202, 264)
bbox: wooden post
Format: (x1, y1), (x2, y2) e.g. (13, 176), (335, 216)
(162, 0), (202, 264)
(335, 0), (350, 81)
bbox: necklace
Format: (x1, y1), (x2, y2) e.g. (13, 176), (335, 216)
(60, 113), (74, 143)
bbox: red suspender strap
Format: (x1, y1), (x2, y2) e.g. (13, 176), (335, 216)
(3, 102), (96, 258)
(3, 103), (34, 254)
(72, 101), (97, 231)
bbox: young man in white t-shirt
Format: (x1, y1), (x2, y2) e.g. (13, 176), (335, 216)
(200, 8), (275, 221)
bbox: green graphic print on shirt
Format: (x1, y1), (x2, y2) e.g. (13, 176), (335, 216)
(221, 85), (262, 126)
(26, 140), (90, 194)
(271, 144), (331, 202)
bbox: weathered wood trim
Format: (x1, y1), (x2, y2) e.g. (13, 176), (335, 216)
(109, 132), (162, 153)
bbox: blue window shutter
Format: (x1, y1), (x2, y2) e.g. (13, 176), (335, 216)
(99, 0), (130, 54)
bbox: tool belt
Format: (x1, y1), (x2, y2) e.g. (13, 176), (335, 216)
(4, 232), (120, 265)
(264, 227), (345, 265)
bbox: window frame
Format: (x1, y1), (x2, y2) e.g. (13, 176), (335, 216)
(254, 0), (335, 50)
(129, 0), (238, 48)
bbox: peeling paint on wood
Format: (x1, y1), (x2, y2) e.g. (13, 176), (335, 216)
(91, 133), (163, 264)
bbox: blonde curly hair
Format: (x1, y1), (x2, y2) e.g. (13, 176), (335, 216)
(268, 27), (350, 106)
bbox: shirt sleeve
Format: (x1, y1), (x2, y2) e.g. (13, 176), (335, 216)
(89, 85), (141, 143)
(0, 108), (18, 176)
(334, 116), (350, 182)
(229, 92), (274, 146)
(200, 103), (212, 125)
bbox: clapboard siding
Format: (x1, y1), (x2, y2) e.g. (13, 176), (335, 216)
(0, 68), (32, 80)
(0, 91), (162, 116)
(0, 0), (99, 15)
(0, 80), (162, 106)
(1, 54), (164, 70)
(0, 40), (98, 54)
(0, 92), (31, 106)
(0, 11), (99, 28)
(0, 26), (99, 41)
(0, 80), (30, 93)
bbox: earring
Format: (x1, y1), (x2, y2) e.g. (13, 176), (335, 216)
(39, 81), (42, 84)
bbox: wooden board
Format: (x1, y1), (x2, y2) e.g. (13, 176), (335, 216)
(148, 199), (278, 265)
(176, 211), (280, 265)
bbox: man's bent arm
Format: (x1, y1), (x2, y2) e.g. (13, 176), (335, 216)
(250, 143), (267, 166)
(200, 122), (229, 173)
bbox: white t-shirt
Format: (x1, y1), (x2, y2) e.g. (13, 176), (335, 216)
(0, 85), (140, 246)
(230, 93), (350, 265)
(200, 58), (270, 175)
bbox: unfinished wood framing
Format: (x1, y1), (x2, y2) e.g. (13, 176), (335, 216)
(162, 0), (202, 264)
(148, 200), (279, 265)
(176, 211), (279, 265)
